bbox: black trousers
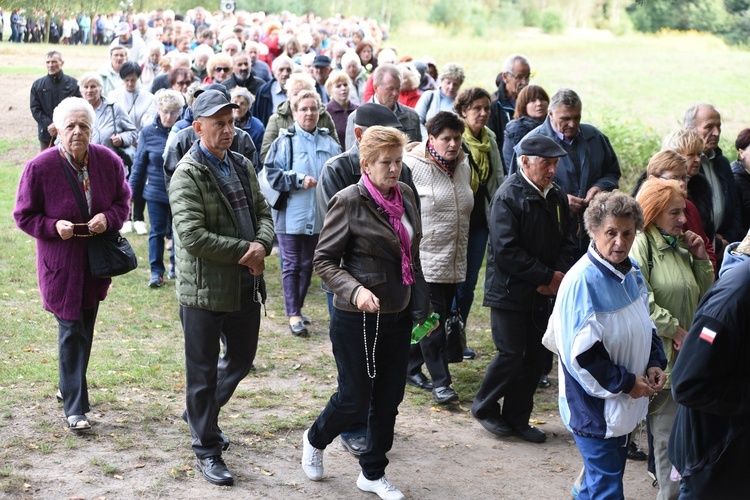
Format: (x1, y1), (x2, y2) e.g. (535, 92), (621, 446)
(309, 308), (411, 480)
(407, 282), (454, 388)
(56, 304), (99, 417)
(471, 306), (549, 429)
(179, 287), (260, 459)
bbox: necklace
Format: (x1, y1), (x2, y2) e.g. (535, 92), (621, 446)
(363, 308), (380, 379)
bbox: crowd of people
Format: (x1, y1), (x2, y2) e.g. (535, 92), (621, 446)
(14, 5), (750, 499)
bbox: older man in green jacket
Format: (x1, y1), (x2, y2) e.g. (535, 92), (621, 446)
(169, 90), (274, 487)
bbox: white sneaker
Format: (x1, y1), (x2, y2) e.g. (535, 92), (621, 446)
(133, 220), (148, 235)
(301, 429), (324, 481)
(121, 221), (133, 233)
(356, 472), (405, 500)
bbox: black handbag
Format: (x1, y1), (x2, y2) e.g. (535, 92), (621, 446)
(409, 267), (431, 325)
(60, 156), (138, 278)
(445, 307), (467, 364)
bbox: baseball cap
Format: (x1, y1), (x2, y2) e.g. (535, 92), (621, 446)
(192, 90), (239, 119)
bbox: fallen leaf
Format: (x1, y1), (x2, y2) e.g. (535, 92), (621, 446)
(259, 468), (273, 476)
(113, 474), (123, 480)
(134, 464), (145, 469)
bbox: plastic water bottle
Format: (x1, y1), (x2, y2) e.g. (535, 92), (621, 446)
(411, 312), (440, 344)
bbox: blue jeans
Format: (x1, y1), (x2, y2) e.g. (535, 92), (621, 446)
(574, 434), (628, 500)
(308, 308), (411, 480)
(455, 224), (489, 324)
(146, 199), (173, 278)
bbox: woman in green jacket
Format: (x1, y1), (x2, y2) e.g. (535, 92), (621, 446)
(631, 176), (714, 500)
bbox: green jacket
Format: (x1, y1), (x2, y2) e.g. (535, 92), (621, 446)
(630, 224), (714, 386)
(259, 99), (339, 164)
(169, 141), (275, 312)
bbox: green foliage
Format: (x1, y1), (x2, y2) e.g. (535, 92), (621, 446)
(596, 114), (662, 194)
(628, 0), (729, 33)
(540, 10), (565, 34)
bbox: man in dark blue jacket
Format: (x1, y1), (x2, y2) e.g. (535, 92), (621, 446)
(513, 88), (620, 258)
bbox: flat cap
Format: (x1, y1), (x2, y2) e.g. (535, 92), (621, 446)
(354, 103), (401, 128)
(517, 135), (568, 158)
(192, 90), (238, 119)
(312, 54), (332, 68)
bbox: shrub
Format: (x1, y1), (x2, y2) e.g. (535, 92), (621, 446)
(541, 10), (565, 34)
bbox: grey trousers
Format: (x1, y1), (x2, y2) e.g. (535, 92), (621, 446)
(649, 390), (680, 500)
(55, 304), (99, 417)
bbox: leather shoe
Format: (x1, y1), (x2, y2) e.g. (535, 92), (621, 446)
(473, 413), (512, 437)
(432, 386), (459, 404)
(513, 425), (547, 443)
(405, 372), (433, 391)
(340, 435), (367, 456)
(182, 410), (230, 451)
(301, 313), (312, 325)
(196, 456), (234, 486)
(290, 321), (309, 337)
(538, 374), (551, 388)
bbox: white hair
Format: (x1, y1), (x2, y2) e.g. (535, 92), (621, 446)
(155, 88), (185, 109)
(341, 50), (361, 70)
(78, 71), (103, 91)
(377, 48), (398, 65)
(53, 97), (95, 131)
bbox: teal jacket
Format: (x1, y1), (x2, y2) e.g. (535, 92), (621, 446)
(169, 141), (275, 312)
(630, 224), (714, 386)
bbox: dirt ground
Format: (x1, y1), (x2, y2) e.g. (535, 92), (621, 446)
(0, 48), (658, 500)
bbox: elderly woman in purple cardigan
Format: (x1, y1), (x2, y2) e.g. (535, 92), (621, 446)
(14, 97), (130, 431)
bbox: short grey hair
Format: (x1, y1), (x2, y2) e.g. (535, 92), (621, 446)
(503, 54), (530, 75)
(78, 71), (103, 91)
(272, 54), (294, 73)
(516, 155), (539, 171)
(373, 63), (402, 88)
(549, 88), (581, 113)
(583, 191), (644, 238)
(682, 103), (720, 130)
(53, 97), (95, 131)
(440, 62), (465, 85)
(155, 89), (185, 110)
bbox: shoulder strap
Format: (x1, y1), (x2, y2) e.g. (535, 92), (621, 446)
(647, 240), (653, 272)
(109, 103), (119, 135)
(287, 134), (294, 170)
(59, 155), (91, 221)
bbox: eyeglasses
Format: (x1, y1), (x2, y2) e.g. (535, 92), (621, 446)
(213, 67), (230, 73)
(176, 80), (190, 86)
(508, 73), (531, 83)
(659, 175), (690, 184)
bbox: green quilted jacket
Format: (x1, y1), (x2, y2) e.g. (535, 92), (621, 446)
(169, 142), (275, 312)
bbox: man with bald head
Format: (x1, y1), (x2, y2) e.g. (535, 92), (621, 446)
(683, 103), (741, 258)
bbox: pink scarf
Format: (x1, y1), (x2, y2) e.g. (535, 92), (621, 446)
(361, 174), (415, 285)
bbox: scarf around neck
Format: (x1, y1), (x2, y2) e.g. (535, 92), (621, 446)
(462, 127), (491, 193)
(361, 173), (415, 285)
(426, 141), (455, 178)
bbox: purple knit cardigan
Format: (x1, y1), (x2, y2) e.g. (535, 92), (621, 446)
(14, 145), (131, 321)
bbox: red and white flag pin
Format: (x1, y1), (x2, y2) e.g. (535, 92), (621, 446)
(699, 327), (717, 345)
